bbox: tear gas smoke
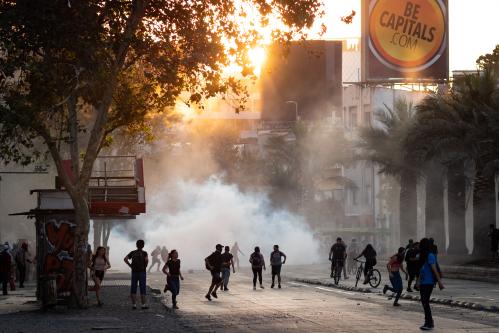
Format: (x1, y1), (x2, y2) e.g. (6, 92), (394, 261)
(108, 176), (320, 270)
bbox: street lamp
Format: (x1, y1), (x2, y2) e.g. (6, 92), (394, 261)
(285, 100), (299, 121)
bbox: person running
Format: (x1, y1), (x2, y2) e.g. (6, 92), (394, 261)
(488, 224), (498, 260)
(148, 246), (162, 273)
(89, 246), (111, 306)
(347, 238), (359, 275)
(249, 246), (265, 290)
(270, 245), (286, 289)
(221, 246), (235, 291)
(205, 244), (223, 301)
(15, 243), (32, 288)
(329, 237), (346, 283)
(161, 246), (169, 264)
(0, 244), (11, 295)
(383, 247), (407, 306)
(124, 240), (149, 310)
(417, 238), (444, 331)
(405, 242), (420, 292)
(405, 239), (414, 250)
(355, 244), (377, 284)
(162, 249), (183, 309)
(231, 242), (245, 269)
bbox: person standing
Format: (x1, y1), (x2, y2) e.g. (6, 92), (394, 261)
(124, 240), (149, 310)
(417, 238), (444, 331)
(0, 244), (11, 295)
(89, 246), (111, 306)
(221, 246), (235, 291)
(488, 224), (499, 260)
(270, 245), (286, 289)
(162, 249), (183, 309)
(383, 247), (407, 306)
(231, 242), (245, 269)
(329, 238), (347, 283)
(161, 246), (169, 264)
(355, 244), (377, 284)
(148, 246), (162, 273)
(249, 246), (265, 290)
(15, 243), (32, 288)
(405, 242), (420, 292)
(205, 244), (223, 301)
(347, 238), (359, 275)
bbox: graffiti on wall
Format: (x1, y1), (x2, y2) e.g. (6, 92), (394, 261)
(43, 218), (76, 296)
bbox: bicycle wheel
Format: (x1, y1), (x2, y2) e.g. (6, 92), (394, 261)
(355, 265), (362, 287)
(334, 264), (341, 285)
(369, 269), (381, 288)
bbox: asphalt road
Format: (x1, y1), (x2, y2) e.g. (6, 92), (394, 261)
(149, 270), (499, 333)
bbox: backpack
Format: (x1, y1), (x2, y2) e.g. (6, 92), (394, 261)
(251, 253), (262, 267)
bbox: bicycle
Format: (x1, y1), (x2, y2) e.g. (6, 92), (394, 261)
(329, 258), (344, 285)
(354, 259), (381, 288)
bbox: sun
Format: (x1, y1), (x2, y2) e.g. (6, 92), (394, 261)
(248, 47), (266, 76)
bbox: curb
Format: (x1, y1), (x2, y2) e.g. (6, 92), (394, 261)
(291, 278), (499, 314)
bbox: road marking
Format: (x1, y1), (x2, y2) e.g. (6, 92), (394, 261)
(289, 282), (310, 288)
(315, 286), (355, 295)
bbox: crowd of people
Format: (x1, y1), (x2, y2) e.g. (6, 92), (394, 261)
(0, 241), (34, 295)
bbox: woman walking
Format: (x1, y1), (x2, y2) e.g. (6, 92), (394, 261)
(417, 238), (444, 331)
(249, 246), (265, 290)
(355, 244), (377, 284)
(162, 249), (183, 309)
(383, 247), (406, 306)
(89, 246), (111, 306)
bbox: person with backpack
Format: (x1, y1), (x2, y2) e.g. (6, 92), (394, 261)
(89, 246), (111, 306)
(270, 245), (286, 289)
(249, 246), (266, 290)
(124, 239), (149, 310)
(205, 244), (223, 301)
(221, 246), (235, 291)
(405, 242), (420, 292)
(416, 238), (444, 331)
(383, 247), (407, 306)
(162, 249), (183, 309)
(0, 244), (11, 295)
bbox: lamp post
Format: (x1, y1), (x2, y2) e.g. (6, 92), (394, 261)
(285, 100), (299, 121)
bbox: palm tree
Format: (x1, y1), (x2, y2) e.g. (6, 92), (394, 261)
(359, 98), (419, 242)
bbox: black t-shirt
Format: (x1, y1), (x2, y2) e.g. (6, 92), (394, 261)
(331, 243), (346, 260)
(166, 259), (181, 276)
(221, 252), (233, 267)
(207, 251), (223, 273)
(127, 249), (148, 272)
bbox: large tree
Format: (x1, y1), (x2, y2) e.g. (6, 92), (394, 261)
(0, 0), (323, 306)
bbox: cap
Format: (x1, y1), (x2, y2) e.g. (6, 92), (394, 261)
(215, 244), (223, 250)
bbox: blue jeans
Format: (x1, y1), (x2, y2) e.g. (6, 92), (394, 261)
(222, 267), (231, 288)
(386, 271), (403, 304)
(131, 271), (147, 295)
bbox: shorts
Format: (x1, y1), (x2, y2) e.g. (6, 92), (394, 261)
(131, 271), (147, 295)
(211, 271), (222, 284)
(94, 270), (105, 282)
(271, 265), (282, 275)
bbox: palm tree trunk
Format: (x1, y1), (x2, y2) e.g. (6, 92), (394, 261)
(399, 171), (418, 242)
(425, 163), (445, 253)
(447, 161), (468, 255)
(472, 163), (496, 257)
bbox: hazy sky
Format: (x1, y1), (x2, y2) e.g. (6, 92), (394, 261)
(323, 0), (499, 71)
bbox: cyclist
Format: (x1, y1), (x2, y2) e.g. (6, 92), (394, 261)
(355, 244), (377, 285)
(329, 237), (346, 282)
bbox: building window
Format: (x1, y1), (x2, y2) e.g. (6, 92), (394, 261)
(349, 106), (358, 128)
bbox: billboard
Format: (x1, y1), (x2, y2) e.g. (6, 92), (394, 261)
(362, 0), (448, 81)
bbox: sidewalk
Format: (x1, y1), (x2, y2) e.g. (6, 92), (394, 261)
(0, 282), (38, 314)
(282, 264), (499, 313)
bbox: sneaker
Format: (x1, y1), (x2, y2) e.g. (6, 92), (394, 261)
(278, 284), (281, 289)
(407, 287), (413, 292)
(141, 305), (149, 310)
(205, 294), (212, 301)
(220, 286), (224, 291)
(260, 285), (264, 289)
(393, 302), (401, 307)
(271, 284), (275, 289)
(132, 304), (137, 310)
(211, 291), (218, 299)
(224, 287), (229, 292)
(419, 325), (433, 331)
(383, 285), (389, 294)
(172, 304), (179, 309)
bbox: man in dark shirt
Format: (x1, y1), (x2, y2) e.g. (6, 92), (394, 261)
(405, 242), (420, 292)
(124, 239), (149, 309)
(0, 245), (11, 295)
(205, 244), (223, 301)
(329, 237), (346, 281)
(221, 246), (235, 291)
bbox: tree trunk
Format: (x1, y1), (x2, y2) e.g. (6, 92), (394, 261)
(425, 163), (445, 252)
(472, 163), (496, 257)
(447, 161), (468, 255)
(399, 171), (418, 243)
(72, 195), (91, 308)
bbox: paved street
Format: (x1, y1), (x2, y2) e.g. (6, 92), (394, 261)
(1, 269), (499, 333)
